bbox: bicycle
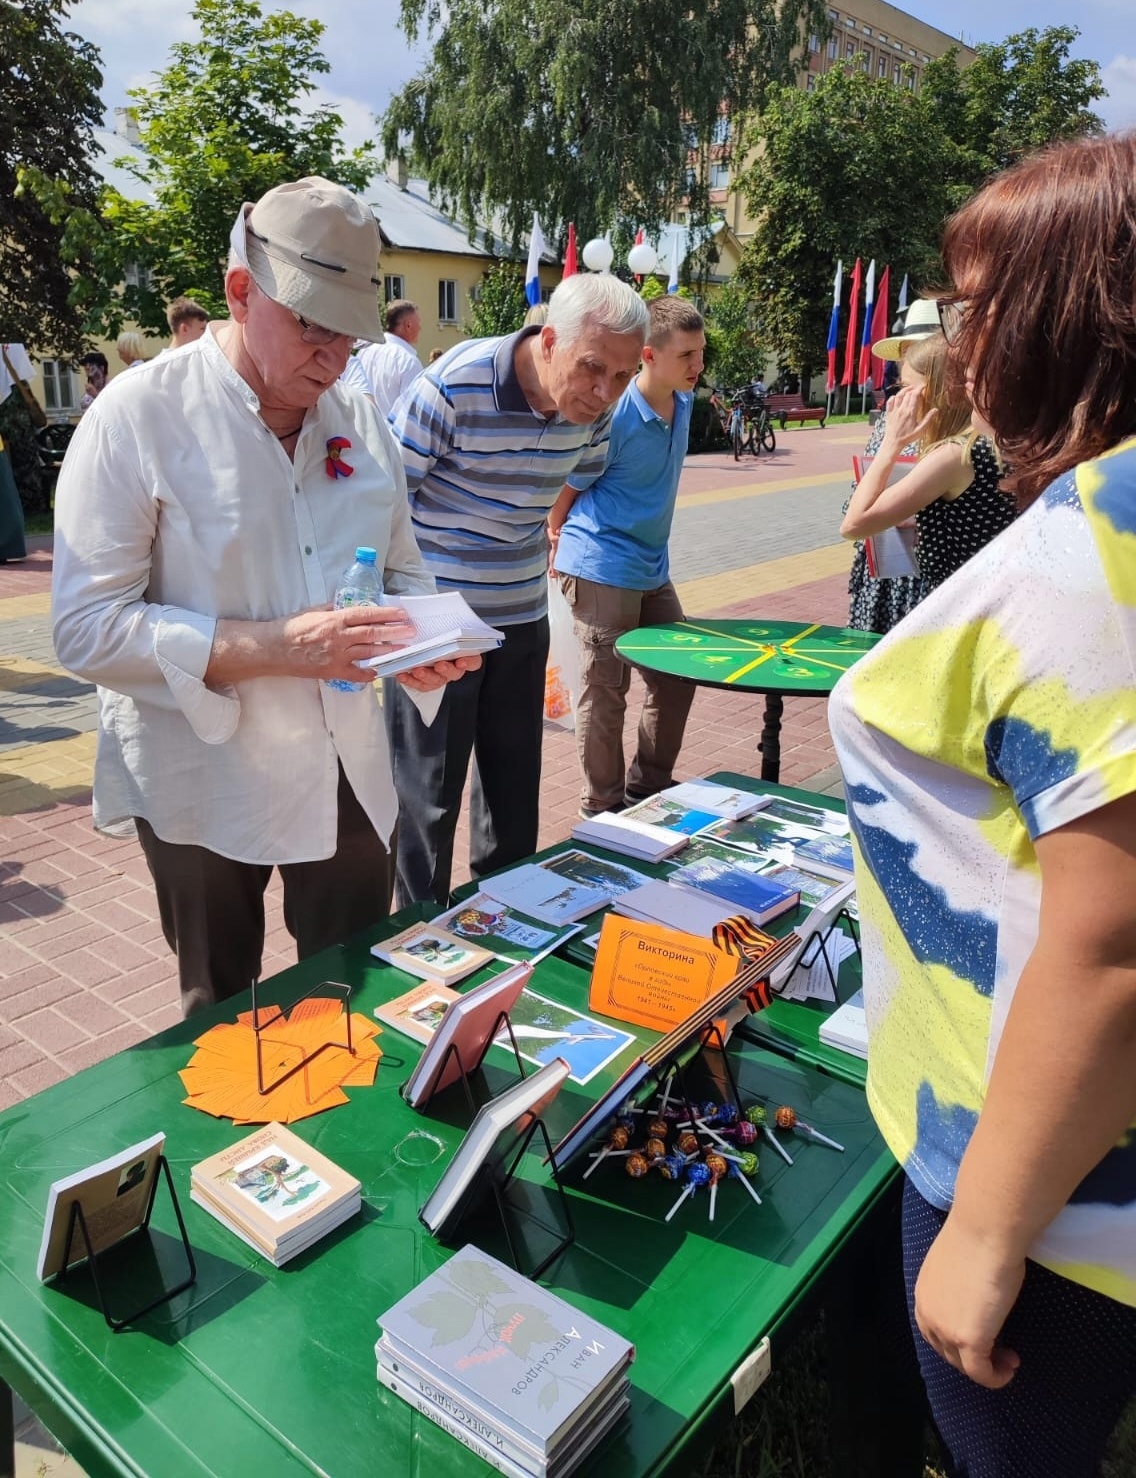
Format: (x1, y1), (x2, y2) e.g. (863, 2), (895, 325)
(723, 389), (777, 459)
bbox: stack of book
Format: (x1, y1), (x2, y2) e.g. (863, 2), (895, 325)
(573, 780), (771, 862)
(190, 1122), (361, 1266)
(359, 591), (504, 678)
(377, 1244), (634, 1478)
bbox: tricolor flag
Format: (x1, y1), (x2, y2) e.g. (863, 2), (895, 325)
(841, 258), (862, 388)
(525, 212), (547, 308)
(857, 259), (876, 390)
(667, 226), (682, 294)
(868, 265), (891, 393)
(563, 223), (578, 279)
(825, 260), (843, 394)
(898, 273), (909, 313)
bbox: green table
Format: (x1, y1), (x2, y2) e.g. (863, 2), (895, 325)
(614, 619), (879, 782)
(0, 916), (912, 1478)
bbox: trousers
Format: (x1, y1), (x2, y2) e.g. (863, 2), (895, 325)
(561, 574), (694, 813)
(384, 617), (548, 906)
(136, 765), (394, 1016)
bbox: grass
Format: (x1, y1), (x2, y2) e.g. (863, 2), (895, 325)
(25, 510), (53, 536)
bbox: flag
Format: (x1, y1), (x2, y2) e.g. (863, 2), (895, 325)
(825, 260), (843, 394)
(868, 265), (891, 392)
(841, 258), (862, 388)
(525, 212), (547, 308)
(667, 225), (682, 294)
(857, 260), (876, 389)
(898, 273), (909, 313)
(562, 223), (578, 279)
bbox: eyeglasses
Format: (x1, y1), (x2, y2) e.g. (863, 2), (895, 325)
(937, 300), (966, 343)
(287, 309), (349, 347)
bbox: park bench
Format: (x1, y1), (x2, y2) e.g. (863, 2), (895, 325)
(767, 393), (827, 430)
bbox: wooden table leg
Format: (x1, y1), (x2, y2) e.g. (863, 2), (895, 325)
(759, 692), (784, 783)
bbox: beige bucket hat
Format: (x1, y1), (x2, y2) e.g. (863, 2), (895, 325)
(235, 176), (384, 342)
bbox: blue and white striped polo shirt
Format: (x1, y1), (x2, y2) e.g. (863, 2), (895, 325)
(389, 327), (614, 625)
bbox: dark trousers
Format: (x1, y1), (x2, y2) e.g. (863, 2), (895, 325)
(384, 616), (549, 907)
(136, 766), (394, 1017)
(902, 1177), (1136, 1478)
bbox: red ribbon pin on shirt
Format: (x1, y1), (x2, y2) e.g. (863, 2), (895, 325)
(325, 436), (354, 479)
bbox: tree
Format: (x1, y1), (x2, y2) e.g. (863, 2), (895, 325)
(465, 261), (527, 337)
(382, 0), (829, 252)
(1, 0), (104, 354)
(922, 27), (1104, 200)
(41, 0), (378, 337)
(704, 276), (768, 391)
(733, 64), (955, 381)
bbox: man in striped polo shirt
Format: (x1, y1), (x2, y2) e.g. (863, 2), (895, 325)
(386, 273), (649, 904)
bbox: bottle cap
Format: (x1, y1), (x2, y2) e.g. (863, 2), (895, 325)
(354, 546), (377, 564)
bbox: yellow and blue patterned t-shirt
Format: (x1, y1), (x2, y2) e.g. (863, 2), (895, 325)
(829, 436), (1136, 1306)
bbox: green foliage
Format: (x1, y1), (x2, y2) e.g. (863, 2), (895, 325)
(734, 27), (1104, 379)
(638, 276), (666, 303)
(1, 0), (104, 354)
(465, 262), (527, 338)
(704, 278), (767, 392)
(383, 0), (828, 250)
(43, 0), (379, 337)
(922, 27), (1104, 201)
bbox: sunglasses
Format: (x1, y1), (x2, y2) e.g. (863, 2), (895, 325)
(937, 300), (966, 343)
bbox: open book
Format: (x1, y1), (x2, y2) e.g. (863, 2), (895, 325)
(359, 592), (504, 677)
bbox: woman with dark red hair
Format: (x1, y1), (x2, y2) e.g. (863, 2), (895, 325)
(830, 131), (1136, 1475)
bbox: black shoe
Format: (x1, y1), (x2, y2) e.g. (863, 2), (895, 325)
(579, 799), (627, 821)
(622, 788), (655, 808)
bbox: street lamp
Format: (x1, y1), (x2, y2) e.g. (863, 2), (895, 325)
(627, 241), (658, 276)
(581, 237), (614, 272)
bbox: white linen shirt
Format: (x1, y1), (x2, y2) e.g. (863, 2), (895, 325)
(353, 334), (423, 417)
(52, 328), (435, 864)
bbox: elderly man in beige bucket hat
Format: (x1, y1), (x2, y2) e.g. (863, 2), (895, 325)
(53, 176), (479, 1017)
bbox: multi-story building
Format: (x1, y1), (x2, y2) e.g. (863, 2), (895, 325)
(699, 1), (976, 245)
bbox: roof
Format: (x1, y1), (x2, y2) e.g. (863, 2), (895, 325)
(362, 171), (558, 265)
(90, 128), (157, 205)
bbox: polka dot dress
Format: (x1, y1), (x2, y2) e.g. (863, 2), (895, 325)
(847, 414), (930, 633)
(901, 1179), (1136, 1477)
(916, 436), (1017, 591)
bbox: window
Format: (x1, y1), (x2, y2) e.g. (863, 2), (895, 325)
(383, 274), (405, 301)
(41, 360), (81, 415)
(711, 115), (731, 145)
(123, 261), (152, 290)
(845, 41), (856, 58)
(827, 34), (838, 59)
(710, 161), (730, 190)
(862, 47), (873, 71)
(862, 23), (872, 33)
(827, 8), (838, 20)
(808, 32), (820, 53)
(806, 73), (817, 91)
(878, 33), (888, 43)
(438, 280), (459, 323)
(684, 165), (697, 194)
(893, 63), (901, 83)
(909, 47), (917, 56)
(878, 54), (888, 76)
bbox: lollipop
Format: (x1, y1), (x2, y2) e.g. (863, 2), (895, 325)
(704, 1152), (728, 1222)
(745, 1104), (793, 1165)
(656, 1153), (686, 1181)
(644, 1136), (667, 1162)
(625, 1151), (650, 1179)
(665, 1162), (711, 1222)
(787, 1118), (845, 1152)
(775, 1104), (797, 1130)
(745, 1105), (767, 1128)
(728, 1153), (764, 1207)
(583, 1124), (631, 1180)
(676, 1131), (700, 1158)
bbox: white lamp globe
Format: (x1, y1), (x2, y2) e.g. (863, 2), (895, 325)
(582, 237), (614, 272)
(627, 242), (658, 276)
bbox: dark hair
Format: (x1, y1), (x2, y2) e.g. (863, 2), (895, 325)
(385, 298), (418, 333)
(80, 352), (109, 373)
(166, 296), (208, 332)
(646, 296), (704, 348)
(941, 130), (1136, 507)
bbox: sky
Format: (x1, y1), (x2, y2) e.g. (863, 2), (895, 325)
(66, 0), (1136, 151)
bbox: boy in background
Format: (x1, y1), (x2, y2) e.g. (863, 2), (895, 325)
(549, 297), (705, 818)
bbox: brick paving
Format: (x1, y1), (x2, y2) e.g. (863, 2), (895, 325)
(2, 426), (865, 1469)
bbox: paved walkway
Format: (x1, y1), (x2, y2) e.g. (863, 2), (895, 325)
(1, 423), (866, 1473)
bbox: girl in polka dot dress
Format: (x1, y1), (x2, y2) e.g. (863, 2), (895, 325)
(841, 331), (1016, 589)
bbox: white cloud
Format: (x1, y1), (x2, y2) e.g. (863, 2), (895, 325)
(310, 87), (381, 155)
(1100, 54), (1136, 131)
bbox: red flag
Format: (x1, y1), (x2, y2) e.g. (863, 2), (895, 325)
(563, 223), (578, 279)
(841, 257), (862, 388)
(867, 266), (891, 392)
(634, 227), (645, 245)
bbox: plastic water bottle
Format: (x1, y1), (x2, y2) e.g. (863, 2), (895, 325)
(326, 546), (383, 692)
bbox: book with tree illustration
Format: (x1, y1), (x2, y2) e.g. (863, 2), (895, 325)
(189, 1122), (360, 1264)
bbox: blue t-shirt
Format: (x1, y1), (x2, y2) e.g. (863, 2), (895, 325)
(555, 381), (693, 590)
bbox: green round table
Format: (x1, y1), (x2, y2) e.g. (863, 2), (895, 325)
(614, 617), (880, 782)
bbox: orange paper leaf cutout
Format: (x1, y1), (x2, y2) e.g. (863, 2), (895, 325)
(181, 999), (382, 1124)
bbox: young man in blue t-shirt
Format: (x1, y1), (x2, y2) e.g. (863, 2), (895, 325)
(548, 297), (706, 818)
